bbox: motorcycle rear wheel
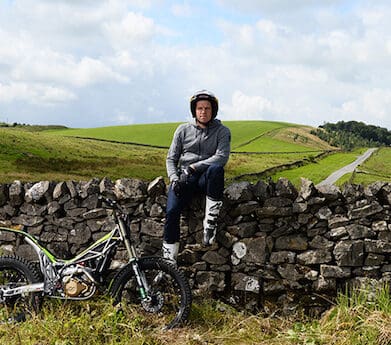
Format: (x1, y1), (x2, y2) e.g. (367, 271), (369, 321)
(0, 256), (41, 323)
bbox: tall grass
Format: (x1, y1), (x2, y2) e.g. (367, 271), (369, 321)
(1, 285), (391, 345)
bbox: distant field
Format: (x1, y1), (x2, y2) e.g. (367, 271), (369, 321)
(50, 121), (334, 153)
(4, 121), (386, 187)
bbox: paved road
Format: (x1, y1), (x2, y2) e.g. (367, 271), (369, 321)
(316, 148), (378, 186)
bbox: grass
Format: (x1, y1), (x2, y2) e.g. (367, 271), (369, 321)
(1, 285), (390, 345)
(349, 147), (391, 185)
(0, 123), (333, 184)
(271, 148), (367, 186)
(1, 123), (389, 187)
(48, 121), (332, 153)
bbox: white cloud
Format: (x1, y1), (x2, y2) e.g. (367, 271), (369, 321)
(0, 82), (76, 105)
(1, 0), (391, 131)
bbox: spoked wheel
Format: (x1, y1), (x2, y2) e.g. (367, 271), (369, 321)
(0, 256), (41, 324)
(110, 257), (192, 329)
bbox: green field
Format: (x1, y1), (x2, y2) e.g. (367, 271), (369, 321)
(50, 121), (330, 153)
(1, 121), (389, 186)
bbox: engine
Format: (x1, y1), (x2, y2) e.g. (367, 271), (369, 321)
(61, 265), (97, 299)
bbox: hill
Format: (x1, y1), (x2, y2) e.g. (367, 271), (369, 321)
(0, 121), (337, 184)
(49, 121), (336, 153)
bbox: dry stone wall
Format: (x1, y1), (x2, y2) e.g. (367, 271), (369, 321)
(1, 177), (391, 313)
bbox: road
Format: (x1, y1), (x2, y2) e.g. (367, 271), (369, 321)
(316, 148), (378, 186)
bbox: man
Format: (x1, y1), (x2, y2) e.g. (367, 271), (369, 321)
(162, 90), (231, 263)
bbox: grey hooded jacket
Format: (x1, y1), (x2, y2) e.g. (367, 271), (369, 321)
(166, 119), (231, 182)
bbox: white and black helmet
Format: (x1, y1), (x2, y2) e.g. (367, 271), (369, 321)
(190, 90), (219, 119)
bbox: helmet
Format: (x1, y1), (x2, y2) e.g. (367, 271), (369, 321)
(190, 90), (219, 119)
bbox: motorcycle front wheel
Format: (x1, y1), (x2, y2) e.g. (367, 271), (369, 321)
(110, 256), (192, 330)
(0, 256), (41, 323)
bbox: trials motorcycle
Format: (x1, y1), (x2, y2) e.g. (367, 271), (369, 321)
(0, 197), (192, 329)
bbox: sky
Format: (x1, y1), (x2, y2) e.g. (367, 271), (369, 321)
(1, 0), (391, 130)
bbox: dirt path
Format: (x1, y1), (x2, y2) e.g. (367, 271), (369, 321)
(316, 148), (378, 186)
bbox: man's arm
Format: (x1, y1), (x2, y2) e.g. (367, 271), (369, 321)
(191, 127), (231, 172)
(166, 126), (183, 182)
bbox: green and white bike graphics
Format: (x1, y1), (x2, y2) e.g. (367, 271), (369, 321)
(0, 197), (192, 329)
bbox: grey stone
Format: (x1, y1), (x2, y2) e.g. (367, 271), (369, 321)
(25, 181), (52, 202)
(232, 273), (260, 293)
(202, 251), (227, 265)
(0, 184), (8, 206)
(275, 178), (298, 199)
(316, 184), (341, 200)
(140, 219), (163, 237)
(346, 224), (375, 239)
(270, 251), (296, 264)
(334, 240), (364, 266)
(348, 202), (383, 220)
(195, 271), (225, 291)
(226, 222), (258, 238)
(365, 239), (391, 253)
(9, 180), (24, 206)
(320, 265), (351, 278)
(114, 178), (147, 201)
(224, 181), (253, 204)
(147, 176), (166, 198)
(297, 249), (332, 265)
(275, 235), (308, 251)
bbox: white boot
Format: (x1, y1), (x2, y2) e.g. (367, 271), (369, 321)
(203, 197), (223, 246)
(162, 242), (179, 264)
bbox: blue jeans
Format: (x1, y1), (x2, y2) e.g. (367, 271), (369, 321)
(163, 165), (225, 244)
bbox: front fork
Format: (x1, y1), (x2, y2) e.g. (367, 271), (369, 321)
(131, 260), (150, 300)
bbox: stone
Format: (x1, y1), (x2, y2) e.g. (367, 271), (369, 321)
(83, 208), (107, 220)
(298, 178), (317, 201)
(202, 251), (227, 265)
(348, 202), (383, 220)
(68, 224), (92, 245)
(334, 240), (364, 266)
(309, 235), (334, 249)
(114, 178), (147, 201)
(241, 236), (267, 264)
(346, 224), (375, 239)
(320, 265), (351, 278)
(328, 226), (348, 240)
(0, 184), (8, 206)
(9, 180), (24, 206)
(53, 181), (68, 200)
(147, 176), (166, 198)
(140, 219), (163, 237)
(229, 201), (259, 217)
(365, 239), (391, 253)
(275, 178), (298, 200)
(195, 271), (225, 291)
(275, 235), (308, 251)
(224, 181), (254, 204)
(297, 249), (332, 265)
(232, 273), (260, 293)
(231, 241), (247, 265)
(316, 206), (332, 220)
(252, 181), (270, 204)
(264, 197), (293, 208)
(270, 251), (296, 264)
(226, 222), (258, 238)
(256, 206), (292, 218)
(328, 215), (349, 228)
(316, 184), (341, 200)
(79, 179), (100, 199)
(372, 220), (388, 232)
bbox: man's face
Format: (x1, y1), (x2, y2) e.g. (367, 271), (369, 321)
(195, 100), (212, 126)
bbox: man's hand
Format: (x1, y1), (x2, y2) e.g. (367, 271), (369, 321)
(171, 180), (183, 197)
(171, 166), (195, 197)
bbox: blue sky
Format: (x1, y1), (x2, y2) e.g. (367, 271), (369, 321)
(1, 0), (391, 130)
